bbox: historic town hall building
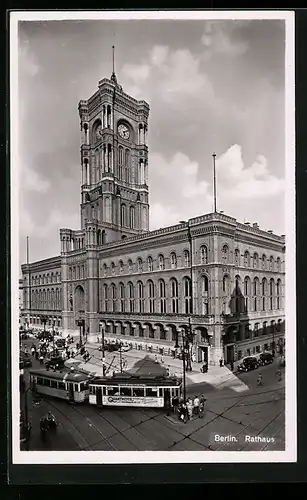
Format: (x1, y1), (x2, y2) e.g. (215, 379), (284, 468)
(21, 69), (286, 366)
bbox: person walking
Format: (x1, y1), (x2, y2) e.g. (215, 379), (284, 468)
(154, 354), (158, 364)
(186, 398), (193, 421)
(193, 395), (200, 417)
(276, 369), (282, 382)
(219, 357), (224, 367)
(257, 373), (263, 387)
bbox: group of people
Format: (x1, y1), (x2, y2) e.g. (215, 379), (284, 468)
(172, 394), (207, 423)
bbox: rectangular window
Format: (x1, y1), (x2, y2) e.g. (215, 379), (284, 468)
(145, 387), (158, 397)
(256, 345), (260, 353)
(132, 387), (145, 397)
(58, 381), (65, 390)
(50, 380), (58, 389)
(119, 387), (132, 396)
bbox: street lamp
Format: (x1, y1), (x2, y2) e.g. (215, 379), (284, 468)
(100, 324), (106, 376)
(77, 319), (83, 350)
(174, 329), (189, 402)
(180, 219), (193, 372)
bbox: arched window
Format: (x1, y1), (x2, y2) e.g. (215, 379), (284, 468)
(183, 277), (192, 314)
(276, 279), (281, 309)
(262, 278), (267, 311)
(222, 245), (229, 264)
(137, 281), (144, 313)
(148, 280), (155, 313)
(147, 256), (153, 272)
(170, 252), (177, 269)
(262, 254), (267, 270)
(128, 282), (135, 312)
(183, 250), (190, 267)
(170, 278), (178, 313)
(137, 258), (143, 273)
(244, 251), (250, 267)
(103, 284), (108, 312)
(111, 283), (116, 312)
(269, 256), (274, 271)
(129, 206), (135, 229)
(128, 259), (133, 273)
(111, 262), (115, 275)
(222, 275), (230, 295)
(234, 249), (240, 265)
(119, 282), (125, 312)
(269, 278), (275, 310)
(125, 149), (130, 182)
(119, 260), (124, 273)
(201, 276), (209, 315)
(158, 254), (165, 271)
(158, 279), (166, 313)
(200, 245), (208, 264)
(277, 257), (281, 272)
(253, 253), (259, 268)
(69, 267), (72, 280)
(121, 204), (126, 227)
(103, 263), (107, 277)
(244, 277), (251, 311)
(253, 277), (259, 311)
(119, 146), (124, 180)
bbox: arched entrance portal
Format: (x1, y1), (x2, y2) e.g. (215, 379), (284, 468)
(74, 285), (85, 313)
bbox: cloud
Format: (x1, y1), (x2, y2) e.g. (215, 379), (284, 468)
(21, 164), (51, 193)
(148, 145), (284, 233)
(121, 44), (214, 106)
(201, 21), (250, 59)
(216, 144), (285, 199)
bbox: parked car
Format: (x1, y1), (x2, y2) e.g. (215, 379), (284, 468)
(20, 353), (32, 368)
(258, 352), (274, 366)
(237, 356), (259, 372)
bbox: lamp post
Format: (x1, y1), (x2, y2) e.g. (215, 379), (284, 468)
(101, 324), (106, 375)
(77, 319), (83, 349)
(174, 330), (188, 402)
(180, 219), (193, 372)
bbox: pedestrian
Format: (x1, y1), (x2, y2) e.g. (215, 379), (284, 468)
(161, 355), (164, 364)
(166, 366), (170, 377)
(35, 350), (39, 360)
(193, 395), (200, 417)
(186, 398), (193, 420)
(39, 354), (44, 365)
(172, 395), (179, 414)
(219, 358), (224, 367)
(192, 353), (196, 363)
(154, 354), (158, 363)
(276, 369), (282, 382)
(199, 394), (206, 418)
(257, 373), (263, 387)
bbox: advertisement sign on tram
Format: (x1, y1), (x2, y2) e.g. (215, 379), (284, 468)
(102, 396), (164, 407)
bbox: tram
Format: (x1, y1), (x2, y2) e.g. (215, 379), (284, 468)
(88, 373), (182, 409)
(29, 368), (93, 403)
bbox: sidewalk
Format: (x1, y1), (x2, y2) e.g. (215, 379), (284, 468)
(65, 342), (250, 393)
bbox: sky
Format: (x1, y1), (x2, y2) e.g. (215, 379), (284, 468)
(17, 17), (287, 265)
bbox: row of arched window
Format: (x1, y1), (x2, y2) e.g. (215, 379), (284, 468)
(99, 276), (210, 316)
(31, 272), (61, 286)
(118, 147), (131, 183)
(30, 288), (61, 311)
(223, 245), (282, 271)
(101, 246), (283, 276)
(102, 251), (192, 277)
(68, 265), (86, 281)
(222, 275), (283, 312)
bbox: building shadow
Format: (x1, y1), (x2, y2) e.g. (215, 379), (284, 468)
(127, 355), (168, 376)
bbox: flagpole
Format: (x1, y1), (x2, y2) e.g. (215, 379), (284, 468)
(212, 152), (217, 213)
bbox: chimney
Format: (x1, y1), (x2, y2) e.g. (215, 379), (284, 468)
(244, 222), (250, 226)
(220, 211), (224, 214)
(253, 223), (259, 229)
(267, 230), (273, 234)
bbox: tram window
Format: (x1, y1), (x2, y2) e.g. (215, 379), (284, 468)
(58, 381), (65, 390)
(80, 382), (86, 391)
(36, 377), (44, 386)
(50, 380), (57, 389)
(120, 387), (132, 396)
(107, 387), (119, 396)
(158, 388), (163, 398)
(132, 388), (144, 397)
(89, 385), (96, 395)
(43, 379), (51, 387)
(102, 386), (106, 396)
(146, 387), (158, 397)
(74, 384), (79, 392)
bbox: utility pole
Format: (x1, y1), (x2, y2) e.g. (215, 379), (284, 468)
(101, 324), (106, 375)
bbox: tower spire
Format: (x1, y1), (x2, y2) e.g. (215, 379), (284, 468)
(111, 45), (117, 84)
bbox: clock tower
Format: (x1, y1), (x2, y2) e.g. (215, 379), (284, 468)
(78, 66), (150, 244)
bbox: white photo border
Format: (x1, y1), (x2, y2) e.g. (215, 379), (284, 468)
(10, 9), (296, 465)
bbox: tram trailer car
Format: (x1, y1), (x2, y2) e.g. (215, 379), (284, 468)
(89, 373), (182, 409)
(29, 368), (94, 403)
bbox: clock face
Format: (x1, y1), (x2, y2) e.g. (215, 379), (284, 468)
(118, 123), (130, 140)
